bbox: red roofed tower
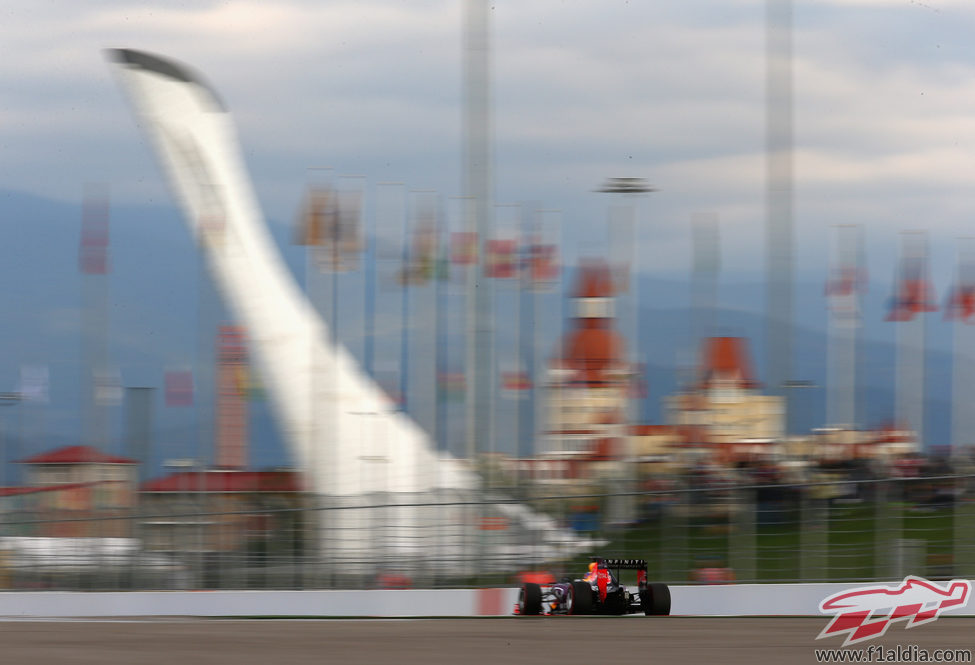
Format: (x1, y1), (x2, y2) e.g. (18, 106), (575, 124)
(666, 336), (784, 464)
(699, 336), (760, 392)
(545, 261), (632, 463)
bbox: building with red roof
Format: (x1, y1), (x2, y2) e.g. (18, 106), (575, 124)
(665, 337), (784, 464)
(19, 445), (137, 491)
(14, 445), (138, 533)
(0, 445), (142, 538)
(697, 336), (761, 391)
(19, 445), (137, 466)
(138, 469), (309, 557)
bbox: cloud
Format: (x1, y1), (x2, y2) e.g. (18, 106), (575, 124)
(2, 0), (975, 281)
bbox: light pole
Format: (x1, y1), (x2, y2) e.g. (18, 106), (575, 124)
(596, 176), (657, 416)
(597, 178), (655, 523)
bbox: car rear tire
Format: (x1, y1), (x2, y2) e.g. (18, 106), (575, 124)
(642, 582), (671, 616)
(569, 581), (593, 615)
(519, 583), (542, 615)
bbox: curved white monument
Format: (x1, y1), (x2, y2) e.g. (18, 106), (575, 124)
(106, 48), (473, 496)
(106, 49), (582, 571)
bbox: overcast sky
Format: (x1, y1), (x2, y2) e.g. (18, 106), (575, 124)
(4, 0), (975, 283)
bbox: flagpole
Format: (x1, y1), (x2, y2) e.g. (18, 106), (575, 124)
(494, 203), (519, 477)
(338, 174), (368, 371)
(400, 195), (411, 415)
(513, 208), (525, 461)
(826, 224), (860, 429)
(538, 209), (561, 460)
(950, 237), (975, 457)
(463, 0), (494, 472)
(523, 210), (536, 462)
(951, 242), (962, 456)
(891, 231), (933, 451)
(365, 193), (375, 379)
(435, 198), (448, 454)
(80, 184), (112, 453)
(517, 206), (535, 461)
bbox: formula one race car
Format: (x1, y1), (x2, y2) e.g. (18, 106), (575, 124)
(515, 558), (671, 616)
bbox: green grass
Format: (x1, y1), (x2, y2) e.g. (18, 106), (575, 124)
(560, 500), (960, 584)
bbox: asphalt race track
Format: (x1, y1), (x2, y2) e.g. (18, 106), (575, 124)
(3, 617), (974, 664)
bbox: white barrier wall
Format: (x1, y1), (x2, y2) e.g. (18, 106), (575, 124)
(671, 583), (900, 616)
(0, 583), (970, 618)
(0, 589), (498, 618)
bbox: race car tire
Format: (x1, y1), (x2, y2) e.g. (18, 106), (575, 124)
(569, 581), (593, 615)
(520, 583), (542, 615)
(642, 582), (671, 616)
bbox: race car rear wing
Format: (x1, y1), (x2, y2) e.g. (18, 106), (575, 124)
(595, 558), (649, 588)
(597, 558), (647, 570)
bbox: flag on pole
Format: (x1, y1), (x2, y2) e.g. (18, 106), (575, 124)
(295, 186), (333, 247)
(501, 369), (532, 396)
(296, 186), (361, 272)
(886, 255), (937, 322)
(451, 232), (478, 265)
(826, 266), (866, 325)
(399, 217), (437, 285)
(522, 240), (559, 288)
(945, 285), (975, 323)
(485, 239), (517, 278)
(164, 370), (194, 407)
(437, 371), (466, 401)
(945, 244), (975, 323)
